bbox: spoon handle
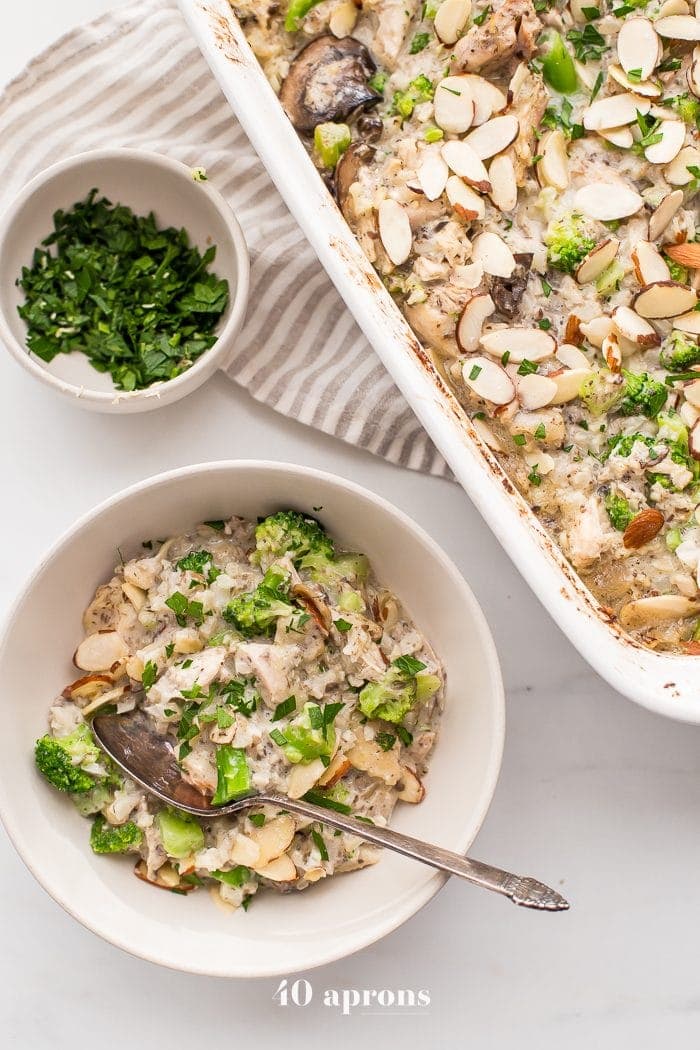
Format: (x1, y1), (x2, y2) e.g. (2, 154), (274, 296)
(260, 793), (568, 911)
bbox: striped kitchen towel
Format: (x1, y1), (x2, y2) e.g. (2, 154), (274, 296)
(0, 0), (448, 476)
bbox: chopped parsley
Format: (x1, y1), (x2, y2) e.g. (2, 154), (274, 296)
(271, 696), (297, 721)
(566, 23), (608, 64)
(517, 360), (539, 376)
(473, 5), (491, 24)
(17, 190), (229, 391)
(165, 591), (204, 627)
(141, 660), (158, 691)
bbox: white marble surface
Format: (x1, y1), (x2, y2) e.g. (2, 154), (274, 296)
(3, 3), (700, 1045)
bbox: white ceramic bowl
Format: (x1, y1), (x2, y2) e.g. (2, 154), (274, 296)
(0, 149), (249, 412)
(0, 462), (504, 976)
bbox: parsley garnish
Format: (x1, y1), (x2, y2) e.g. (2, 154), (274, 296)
(376, 732), (397, 751)
(17, 190), (229, 391)
(517, 360), (538, 376)
(469, 364), (482, 380)
(141, 660), (158, 691)
(271, 696), (296, 721)
(165, 591), (204, 627)
(333, 618), (353, 632)
(566, 23), (608, 64)
(473, 5), (491, 24)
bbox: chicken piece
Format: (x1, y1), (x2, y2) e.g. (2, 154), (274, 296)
(454, 0), (541, 73)
(363, 0), (420, 68)
(404, 298), (459, 358)
(561, 498), (616, 570)
(502, 64), (548, 185)
(234, 642), (298, 706)
(149, 647), (227, 702)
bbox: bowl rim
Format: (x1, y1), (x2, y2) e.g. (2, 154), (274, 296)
(0, 460), (505, 976)
(0, 147), (250, 407)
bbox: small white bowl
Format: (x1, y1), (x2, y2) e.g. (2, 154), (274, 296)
(0, 462), (504, 976)
(0, 149), (249, 412)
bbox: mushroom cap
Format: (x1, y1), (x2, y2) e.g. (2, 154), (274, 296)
(279, 35), (381, 133)
(334, 140), (375, 214)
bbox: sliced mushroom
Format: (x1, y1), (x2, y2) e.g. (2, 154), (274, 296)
(334, 141), (375, 215)
(74, 631), (128, 673)
(280, 36), (380, 133)
(633, 281), (698, 318)
(291, 583), (332, 634)
(619, 594), (700, 628)
(456, 293), (496, 351)
(489, 253), (531, 318)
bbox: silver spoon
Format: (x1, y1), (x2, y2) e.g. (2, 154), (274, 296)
(93, 710), (569, 911)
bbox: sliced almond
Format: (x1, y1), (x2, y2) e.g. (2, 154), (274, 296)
(565, 314), (585, 347)
(230, 833), (261, 867)
(633, 281), (698, 318)
(471, 231), (516, 278)
(649, 189), (685, 240)
(664, 145), (700, 185)
(517, 372), (557, 410)
(688, 46), (700, 96)
(574, 182), (644, 222)
(583, 93), (650, 131)
(524, 450), (555, 475)
(416, 151), (450, 200)
(599, 125), (635, 149)
(329, 0), (358, 37)
(645, 119), (686, 164)
(556, 343), (590, 369)
(434, 0), (472, 44)
(456, 292), (496, 351)
(658, 0), (691, 13)
(603, 331), (623, 373)
(479, 327), (556, 363)
(684, 378), (700, 407)
(81, 683), (129, 718)
(62, 673), (113, 701)
(612, 304), (661, 346)
(471, 416), (503, 451)
(623, 508), (665, 550)
(619, 594), (699, 628)
(378, 199), (412, 265)
(549, 367), (594, 404)
(317, 753), (351, 787)
(134, 861), (194, 893)
(654, 15), (700, 39)
(617, 17), (660, 80)
(608, 64), (661, 98)
(631, 241), (671, 284)
(397, 767), (425, 803)
(536, 128), (569, 191)
(674, 310), (700, 335)
(488, 153), (518, 211)
(445, 174), (486, 219)
(580, 315), (614, 348)
(454, 261), (484, 288)
(254, 854), (297, 882)
(461, 74), (507, 125)
(347, 737), (403, 783)
(249, 814), (295, 865)
(287, 757), (326, 799)
(666, 242), (700, 268)
(464, 115), (519, 160)
(441, 140), (491, 191)
(434, 76), (475, 134)
(462, 355), (516, 405)
(576, 238), (620, 284)
(122, 581), (146, 611)
(74, 631), (128, 673)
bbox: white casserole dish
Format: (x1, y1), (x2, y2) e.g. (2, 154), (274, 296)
(177, 0), (700, 722)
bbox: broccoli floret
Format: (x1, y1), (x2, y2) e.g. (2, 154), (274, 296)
(252, 510), (334, 567)
(620, 370), (668, 419)
(34, 723), (100, 794)
(90, 814), (142, 854)
(604, 492), (635, 532)
(668, 93), (700, 128)
(72, 780), (116, 816)
(544, 212), (596, 274)
(302, 550), (369, 586)
(664, 256), (690, 285)
(155, 808), (205, 856)
(603, 433), (659, 461)
(659, 331), (700, 372)
(359, 655), (439, 724)
(579, 372), (626, 416)
(223, 568), (299, 637)
(271, 702), (338, 764)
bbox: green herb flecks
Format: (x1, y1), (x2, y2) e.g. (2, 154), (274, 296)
(17, 190), (228, 391)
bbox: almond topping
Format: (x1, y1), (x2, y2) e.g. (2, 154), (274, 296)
(665, 242), (700, 269)
(488, 154), (518, 211)
(648, 189), (685, 240)
(645, 119), (685, 165)
(574, 182), (644, 221)
(445, 175), (486, 219)
(471, 231), (516, 277)
(673, 311), (700, 335)
(664, 145), (700, 185)
(434, 76), (475, 134)
(378, 199), (412, 265)
(617, 17), (660, 80)
(456, 293), (496, 352)
(536, 128), (569, 191)
(583, 93), (650, 131)
(619, 594), (699, 628)
(464, 114), (519, 160)
(441, 140), (491, 191)
(517, 372), (557, 410)
(576, 238), (620, 284)
(632, 281), (698, 319)
(631, 241), (671, 285)
(462, 355), (516, 405)
(416, 150), (450, 200)
(612, 305), (661, 347)
(622, 508), (665, 550)
(461, 74), (507, 125)
(434, 0), (472, 44)
(654, 15), (700, 40)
